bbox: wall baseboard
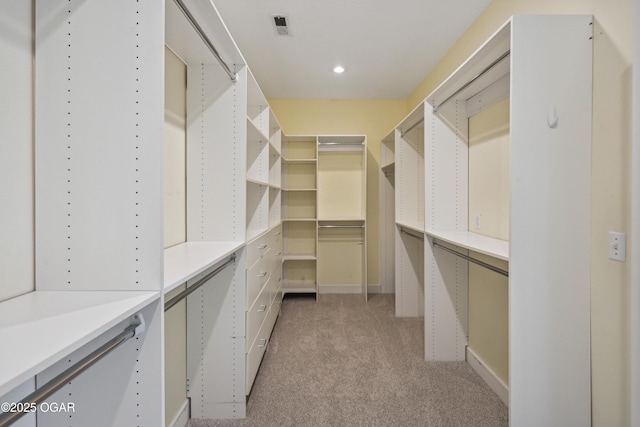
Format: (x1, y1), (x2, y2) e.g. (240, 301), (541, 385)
(466, 346), (509, 407)
(168, 398), (190, 427)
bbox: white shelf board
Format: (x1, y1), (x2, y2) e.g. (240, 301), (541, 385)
(283, 218), (317, 222)
(247, 116), (269, 143)
(283, 255), (317, 261)
(164, 241), (244, 293)
(396, 220), (425, 235)
(319, 218), (365, 222)
(424, 229), (509, 261)
(282, 187), (317, 192)
(381, 162), (395, 171)
(282, 158), (317, 163)
(247, 177), (269, 187)
(0, 290), (159, 397)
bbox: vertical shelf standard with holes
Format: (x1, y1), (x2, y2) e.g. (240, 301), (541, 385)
(380, 131), (395, 294)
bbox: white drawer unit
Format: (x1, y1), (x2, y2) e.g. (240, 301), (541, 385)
(246, 277), (272, 351)
(244, 224), (283, 395)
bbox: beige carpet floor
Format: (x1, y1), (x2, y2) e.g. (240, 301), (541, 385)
(189, 293), (508, 427)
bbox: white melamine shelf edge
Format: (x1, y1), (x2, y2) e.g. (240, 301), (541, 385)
(396, 221), (426, 235)
(283, 255), (317, 261)
(0, 290), (159, 397)
(246, 116), (270, 142)
(269, 141), (282, 156)
(247, 228), (269, 243)
(246, 177), (269, 187)
(282, 218), (317, 222)
(381, 162), (395, 170)
(318, 218), (366, 222)
(282, 287), (317, 294)
(164, 241), (244, 293)
(282, 188), (317, 192)
(268, 183), (281, 190)
(282, 158), (317, 163)
(424, 229), (509, 261)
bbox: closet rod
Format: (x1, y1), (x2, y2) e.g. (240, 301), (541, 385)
(401, 229), (424, 241)
(433, 241), (508, 277)
(318, 225), (364, 229)
(400, 117), (425, 138)
(433, 50), (511, 113)
(164, 254), (236, 311)
(173, 0), (237, 81)
(0, 313), (145, 427)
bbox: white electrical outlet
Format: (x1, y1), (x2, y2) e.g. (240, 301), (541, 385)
(608, 232), (626, 262)
(475, 214), (482, 230)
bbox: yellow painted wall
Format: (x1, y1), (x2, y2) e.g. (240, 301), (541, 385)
(269, 99), (408, 288)
(164, 46), (188, 426)
(408, 1), (632, 424)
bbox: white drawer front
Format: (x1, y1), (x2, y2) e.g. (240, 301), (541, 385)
(246, 256), (270, 307)
(246, 304), (271, 393)
(246, 278), (272, 352)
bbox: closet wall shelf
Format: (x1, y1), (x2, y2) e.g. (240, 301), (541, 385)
(396, 220), (425, 235)
(282, 255), (317, 261)
(424, 229), (509, 261)
(282, 187), (317, 192)
(247, 178), (269, 187)
(0, 290), (159, 397)
(247, 117), (270, 144)
(282, 158), (317, 164)
(282, 218), (317, 222)
(164, 241), (244, 293)
(318, 218), (366, 222)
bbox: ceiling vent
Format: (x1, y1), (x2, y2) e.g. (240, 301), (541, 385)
(273, 15), (289, 36)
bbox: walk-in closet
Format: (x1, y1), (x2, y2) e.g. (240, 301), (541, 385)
(1, 0), (636, 426)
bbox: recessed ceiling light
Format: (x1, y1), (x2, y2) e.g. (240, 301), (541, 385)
(333, 65), (345, 74)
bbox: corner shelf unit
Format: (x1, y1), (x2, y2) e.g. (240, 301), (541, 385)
(422, 15), (593, 425)
(281, 136), (318, 295)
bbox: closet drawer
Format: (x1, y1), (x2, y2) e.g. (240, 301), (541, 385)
(246, 304), (272, 393)
(246, 256), (270, 307)
(269, 226), (282, 249)
(247, 233), (270, 270)
(246, 278), (272, 352)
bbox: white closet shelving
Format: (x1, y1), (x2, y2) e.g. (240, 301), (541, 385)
(380, 131), (395, 294)
(281, 136), (319, 295)
(423, 15), (593, 425)
(317, 136), (368, 297)
(394, 106), (426, 317)
(0, 1), (165, 425)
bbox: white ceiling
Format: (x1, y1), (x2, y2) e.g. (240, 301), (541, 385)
(212, 0), (492, 100)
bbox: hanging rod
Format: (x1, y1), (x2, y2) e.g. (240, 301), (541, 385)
(433, 50), (511, 114)
(400, 117), (425, 138)
(317, 141), (364, 145)
(432, 241), (508, 277)
(318, 225), (364, 229)
(401, 229), (424, 241)
(0, 313), (145, 427)
(173, 0), (237, 81)
(164, 254), (236, 311)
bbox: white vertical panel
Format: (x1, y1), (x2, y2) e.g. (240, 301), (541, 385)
(425, 239), (468, 361)
(35, 0), (164, 291)
(424, 103), (469, 360)
(632, 2), (640, 424)
(0, 0), (34, 301)
(187, 251), (246, 419)
(510, 15), (592, 426)
(381, 170), (395, 294)
(37, 301), (164, 427)
(0, 378), (36, 427)
(187, 64), (246, 243)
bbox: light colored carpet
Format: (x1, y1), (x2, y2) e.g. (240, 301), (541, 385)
(189, 293), (508, 427)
